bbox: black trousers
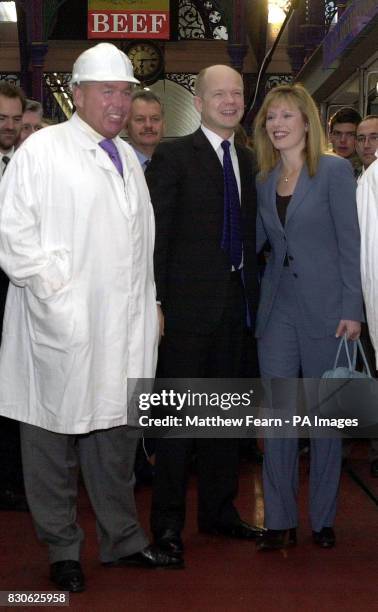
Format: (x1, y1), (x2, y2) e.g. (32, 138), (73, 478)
(151, 272), (250, 534)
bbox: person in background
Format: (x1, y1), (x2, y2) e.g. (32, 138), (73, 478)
(357, 156), (378, 379)
(355, 115), (378, 175)
(328, 107), (362, 177)
(0, 42), (181, 594)
(126, 89), (164, 172)
(127, 89), (165, 485)
(18, 98), (43, 146)
(0, 81), (24, 176)
(253, 84), (363, 551)
(0, 80), (28, 513)
(355, 115), (378, 477)
(41, 117), (58, 128)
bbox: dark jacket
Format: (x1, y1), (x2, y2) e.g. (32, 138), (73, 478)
(146, 128), (259, 334)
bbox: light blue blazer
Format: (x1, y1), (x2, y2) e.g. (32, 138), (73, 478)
(255, 154), (363, 339)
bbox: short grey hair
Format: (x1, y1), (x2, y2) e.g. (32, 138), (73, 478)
(24, 99), (43, 117)
(131, 89), (164, 114)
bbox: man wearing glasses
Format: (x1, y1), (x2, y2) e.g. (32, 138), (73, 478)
(329, 107), (362, 177)
(356, 115), (378, 173)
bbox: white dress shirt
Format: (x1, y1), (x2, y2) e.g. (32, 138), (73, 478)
(200, 125), (243, 270)
(201, 125), (241, 198)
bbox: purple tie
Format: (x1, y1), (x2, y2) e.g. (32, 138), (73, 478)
(99, 139), (123, 176)
(221, 140), (242, 269)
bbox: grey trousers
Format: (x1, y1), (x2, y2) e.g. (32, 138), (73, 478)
(258, 269), (344, 532)
(20, 423), (148, 564)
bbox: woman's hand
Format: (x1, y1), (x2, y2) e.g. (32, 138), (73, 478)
(335, 320), (361, 340)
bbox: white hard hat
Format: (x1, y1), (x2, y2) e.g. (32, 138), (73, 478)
(71, 43), (139, 85)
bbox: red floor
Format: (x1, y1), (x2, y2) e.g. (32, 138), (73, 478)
(1, 443), (377, 612)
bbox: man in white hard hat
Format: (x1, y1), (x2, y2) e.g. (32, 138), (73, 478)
(0, 42), (181, 593)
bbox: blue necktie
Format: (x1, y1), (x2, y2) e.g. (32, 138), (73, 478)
(221, 140), (242, 269)
(99, 139), (123, 176)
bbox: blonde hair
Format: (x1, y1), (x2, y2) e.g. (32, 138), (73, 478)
(253, 83), (327, 180)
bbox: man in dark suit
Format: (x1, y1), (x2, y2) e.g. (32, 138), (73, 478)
(145, 64), (263, 560)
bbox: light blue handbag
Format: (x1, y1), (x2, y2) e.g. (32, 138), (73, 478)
(322, 335), (371, 380)
(318, 335), (378, 432)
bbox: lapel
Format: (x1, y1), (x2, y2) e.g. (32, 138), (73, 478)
(192, 128), (224, 196)
(285, 163), (313, 225)
(68, 113), (132, 183)
(266, 161), (313, 229)
(236, 145), (252, 225)
(266, 163), (283, 232)
(115, 136), (135, 187)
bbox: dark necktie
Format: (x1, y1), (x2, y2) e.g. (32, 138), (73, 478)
(2, 155), (10, 174)
(221, 140), (242, 269)
(143, 159), (151, 172)
(99, 139), (123, 176)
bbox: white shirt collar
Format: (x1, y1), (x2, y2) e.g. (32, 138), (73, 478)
(131, 146), (150, 168)
(74, 112), (112, 145)
(200, 125), (235, 152)
(1, 146), (15, 159)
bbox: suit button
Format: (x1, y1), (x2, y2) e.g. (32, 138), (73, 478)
(293, 273), (298, 278)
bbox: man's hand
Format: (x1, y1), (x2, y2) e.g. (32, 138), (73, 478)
(335, 319), (361, 340)
(157, 304), (164, 344)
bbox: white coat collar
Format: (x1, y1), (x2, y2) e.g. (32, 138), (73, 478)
(68, 113), (136, 183)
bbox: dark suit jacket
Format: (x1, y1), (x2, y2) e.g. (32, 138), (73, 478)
(145, 128), (259, 335)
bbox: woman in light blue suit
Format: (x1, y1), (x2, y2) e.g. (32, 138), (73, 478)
(253, 84), (363, 551)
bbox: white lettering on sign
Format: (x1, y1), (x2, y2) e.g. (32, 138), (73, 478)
(151, 14), (167, 33)
(90, 12), (168, 36)
(93, 13), (110, 33)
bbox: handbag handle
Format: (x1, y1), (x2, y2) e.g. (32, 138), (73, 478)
(333, 334), (372, 377)
(351, 338), (372, 377)
(333, 335), (352, 369)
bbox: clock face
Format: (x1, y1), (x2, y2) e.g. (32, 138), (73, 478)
(127, 43), (163, 82)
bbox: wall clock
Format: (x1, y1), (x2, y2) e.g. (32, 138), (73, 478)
(126, 42), (164, 84)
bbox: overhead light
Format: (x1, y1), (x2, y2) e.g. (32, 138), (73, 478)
(0, 1), (17, 22)
(268, 0), (287, 26)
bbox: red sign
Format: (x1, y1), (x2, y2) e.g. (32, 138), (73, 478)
(88, 1), (169, 39)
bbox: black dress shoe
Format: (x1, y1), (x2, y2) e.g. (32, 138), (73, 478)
(256, 528), (297, 551)
(154, 529), (184, 556)
(200, 520), (265, 540)
(50, 560), (85, 593)
(312, 527), (335, 548)
(104, 545), (184, 569)
(0, 489), (29, 512)
(370, 459), (378, 478)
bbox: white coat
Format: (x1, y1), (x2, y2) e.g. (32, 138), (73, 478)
(357, 155), (378, 367)
(0, 113), (158, 434)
